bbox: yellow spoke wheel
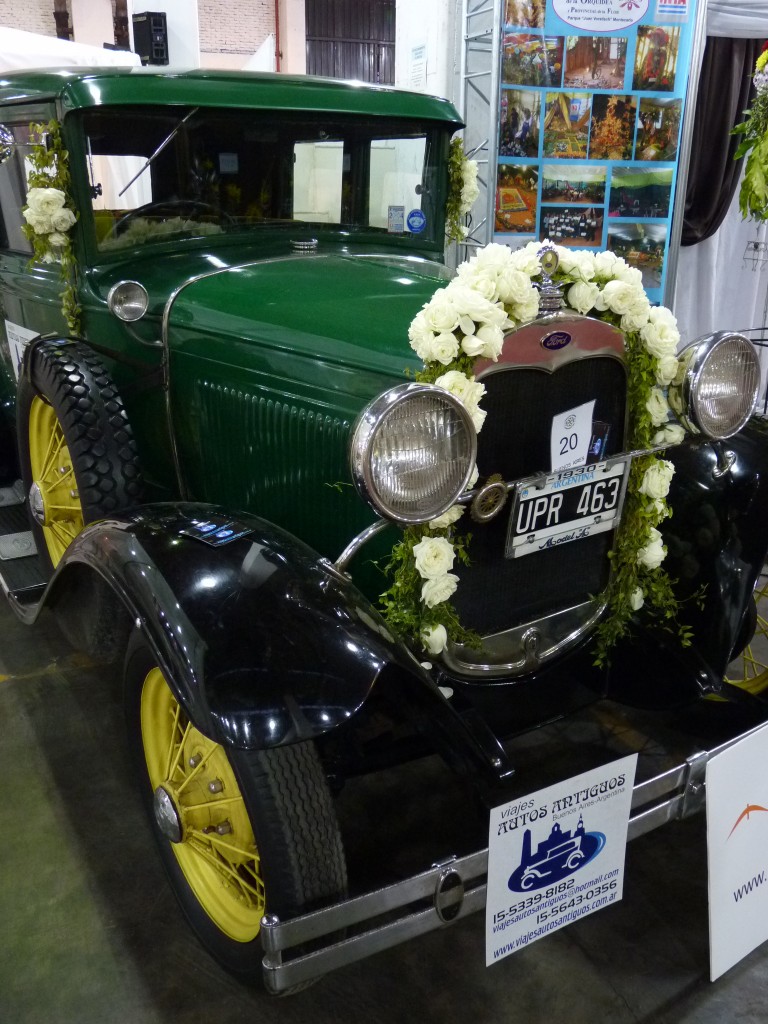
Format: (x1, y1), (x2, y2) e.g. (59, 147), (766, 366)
(125, 634), (347, 982)
(140, 666), (265, 941)
(725, 574), (768, 696)
(28, 396), (84, 567)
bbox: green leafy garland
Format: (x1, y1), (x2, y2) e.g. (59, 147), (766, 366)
(445, 138), (480, 244)
(21, 120), (81, 334)
(733, 45), (768, 222)
(380, 242), (690, 664)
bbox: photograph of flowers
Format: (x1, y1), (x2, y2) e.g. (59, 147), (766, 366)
(492, 0), (695, 301)
(502, 33), (564, 87)
(495, 164), (539, 233)
(543, 92), (591, 159)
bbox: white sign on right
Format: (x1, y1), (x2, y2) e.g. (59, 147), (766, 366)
(707, 724), (768, 980)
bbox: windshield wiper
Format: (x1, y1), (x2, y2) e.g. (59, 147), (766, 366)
(118, 107), (199, 198)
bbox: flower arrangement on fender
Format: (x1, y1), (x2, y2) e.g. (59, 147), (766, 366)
(379, 241), (690, 665)
(445, 138), (480, 243)
(21, 121), (81, 334)
(733, 43), (768, 222)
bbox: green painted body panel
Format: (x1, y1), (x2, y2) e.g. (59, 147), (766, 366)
(165, 253), (450, 557)
(0, 68), (463, 125)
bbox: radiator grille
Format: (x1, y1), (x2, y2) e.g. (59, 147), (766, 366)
(453, 357), (627, 635)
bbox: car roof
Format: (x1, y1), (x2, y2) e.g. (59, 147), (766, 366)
(0, 67), (463, 125)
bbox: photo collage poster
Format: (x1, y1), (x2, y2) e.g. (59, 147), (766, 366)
(494, 0), (698, 303)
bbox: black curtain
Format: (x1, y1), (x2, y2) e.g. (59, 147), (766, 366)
(682, 35), (763, 245)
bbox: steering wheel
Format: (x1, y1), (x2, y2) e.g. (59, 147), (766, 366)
(112, 198), (233, 236)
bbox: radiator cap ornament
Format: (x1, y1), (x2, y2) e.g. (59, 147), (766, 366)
(536, 245), (565, 316)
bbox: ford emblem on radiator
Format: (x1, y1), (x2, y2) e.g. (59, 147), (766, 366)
(541, 331), (572, 350)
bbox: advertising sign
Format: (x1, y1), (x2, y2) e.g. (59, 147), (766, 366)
(494, 0), (698, 304)
(707, 725), (768, 980)
(486, 754), (637, 965)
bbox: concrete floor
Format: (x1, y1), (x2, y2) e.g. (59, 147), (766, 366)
(3, 597), (768, 1024)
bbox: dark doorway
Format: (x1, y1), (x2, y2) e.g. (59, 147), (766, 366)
(306, 0), (395, 84)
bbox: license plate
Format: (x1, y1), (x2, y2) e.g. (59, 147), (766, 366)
(505, 458), (630, 559)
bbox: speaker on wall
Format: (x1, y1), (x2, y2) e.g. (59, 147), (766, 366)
(132, 12), (169, 66)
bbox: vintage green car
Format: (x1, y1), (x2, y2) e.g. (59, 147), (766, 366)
(0, 68), (767, 992)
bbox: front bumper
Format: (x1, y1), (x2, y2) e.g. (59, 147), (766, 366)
(260, 702), (768, 993)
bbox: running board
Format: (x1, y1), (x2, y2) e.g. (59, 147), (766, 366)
(258, 720), (763, 994)
(0, 483), (47, 603)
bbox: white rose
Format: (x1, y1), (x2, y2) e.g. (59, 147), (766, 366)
(639, 459), (674, 500)
(425, 331), (460, 365)
(620, 296), (652, 332)
(412, 536), (456, 579)
(455, 264), (499, 302)
(472, 243), (513, 271)
(630, 587), (644, 611)
(655, 354), (679, 386)
(470, 406), (487, 432)
(567, 281), (599, 314)
(594, 250), (622, 279)
(467, 464), (479, 490)
(422, 623), (448, 654)
(428, 505), (464, 530)
(648, 305), (678, 330)
(424, 290), (460, 333)
(563, 250), (596, 282)
(474, 322), (505, 361)
(508, 247), (541, 276)
(447, 282), (500, 323)
(23, 209), (51, 234)
(641, 321), (679, 360)
(646, 387), (670, 426)
(421, 573), (459, 608)
(496, 267), (534, 305)
(612, 261), (643, 287)
(48, 231), (68, 249)
(512, 291), (540, 323)
(51, 207), (76, 232)
(435, 370), (486, 414)
(460, 333), (486, 358)
(637, 527), (666, 570)
(601, 279), (642, 316)
(27, 187), (66, 217)
(653, 422), (686, 446)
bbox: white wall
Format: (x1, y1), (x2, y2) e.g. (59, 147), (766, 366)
(0, 0), (56, 37)
(71, 0), (114, 49)
(395, 0), (458, 103)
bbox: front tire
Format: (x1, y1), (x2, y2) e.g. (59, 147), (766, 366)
(124, 633), (347, 982)
(16, 338), (142, 571)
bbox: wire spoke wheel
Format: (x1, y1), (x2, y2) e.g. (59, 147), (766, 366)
(28, 396), (84, 566)
(725, 573), (768, 696)
(140, 666), (264, 940)
(125, 632), (347, 983)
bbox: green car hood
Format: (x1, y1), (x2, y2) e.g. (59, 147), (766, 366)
(165, 252), (452, 378)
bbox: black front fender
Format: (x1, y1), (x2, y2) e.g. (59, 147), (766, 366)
(45, 503), (421, 750)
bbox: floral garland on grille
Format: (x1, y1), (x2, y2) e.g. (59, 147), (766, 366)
(21, 120), (81, 334)
(379, 241), (690, 666)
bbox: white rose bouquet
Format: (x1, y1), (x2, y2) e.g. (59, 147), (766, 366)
(380, 240), (691, 663)
(20, 121), (81, 334)
(445, 137), (480, 243)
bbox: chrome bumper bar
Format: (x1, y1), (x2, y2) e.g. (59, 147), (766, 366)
(260, 719), (767, 993)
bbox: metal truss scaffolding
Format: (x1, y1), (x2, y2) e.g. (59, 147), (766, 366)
(458, 0), (502, 257)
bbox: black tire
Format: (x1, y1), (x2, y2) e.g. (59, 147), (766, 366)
(16, 338), (143, 573)
(123, 631), (348, 983)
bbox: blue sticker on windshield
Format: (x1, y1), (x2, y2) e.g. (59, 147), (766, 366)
(407, 208), (427, 234)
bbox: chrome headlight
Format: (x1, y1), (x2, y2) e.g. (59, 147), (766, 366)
(108, 280), (148, 322)
(670, 331), (760, 439)
(350, 383), (477, 524)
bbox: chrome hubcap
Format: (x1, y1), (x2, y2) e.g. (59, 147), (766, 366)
(153, 785), (183, 843)
(28, 481), (45, 525)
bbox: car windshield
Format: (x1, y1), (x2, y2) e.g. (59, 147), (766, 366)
(81, 106), (444, 252)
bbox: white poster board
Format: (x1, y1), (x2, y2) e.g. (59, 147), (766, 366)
(707, 724), (768, 980)
(486, 754), (637, 965)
